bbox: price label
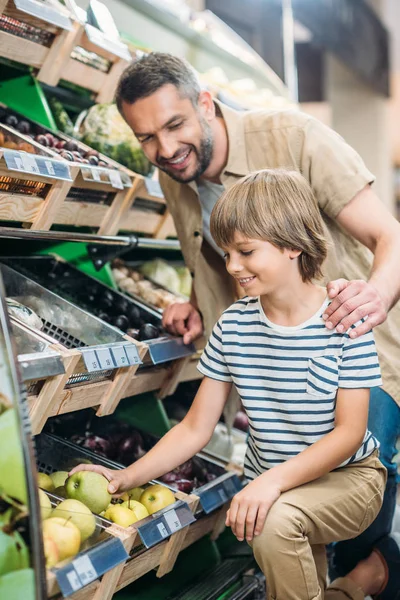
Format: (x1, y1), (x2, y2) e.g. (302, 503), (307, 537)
(85, 24), (131, 61)
(14, 0), (72, 30)
(164, 508), (181, 533)
(81, 349), (101, 373)
(157, 522), (169, 539)
(198, 474), (243, 514)
(109, 170), (124, 190)
(66, 571), (80, 592)
(124, 344), (141, 365)
(218, 488), (228, 502)
(14, 155), (23, 170)
(110, 346), (128, 367)
(21, 153), (39, 174)
(91, 168), (101, 182)
(44, 160), (56, 176)
(144, 177), (163, 199)
(72, 555), (97, 586)
(95, 347), (115, 370)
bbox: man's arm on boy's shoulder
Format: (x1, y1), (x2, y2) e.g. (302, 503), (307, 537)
(323, 184), (400, 337)
(226, 387), (369, 542)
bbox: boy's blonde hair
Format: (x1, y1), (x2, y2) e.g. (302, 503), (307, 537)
(210, 169), (328, 282)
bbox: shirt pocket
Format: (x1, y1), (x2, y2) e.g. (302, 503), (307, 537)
(306, 355), (339, 397)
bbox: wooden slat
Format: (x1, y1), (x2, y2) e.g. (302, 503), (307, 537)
(96, 58), (129, 104)
(38, 21), (83, 87)
(122, 208), (164, 235)
(98, 179), (140, 236)
(31, 168), (77, 230)
(0, 193), (42, 222)
(158, 357), (192, 400)
(29, 348), (81, 435)
(63, 58), (107, 93)
(154, 210), (176, 239)
(0, 30), (48, 67)
(0, 0), (9, 14)
(54, 201), (109, 227)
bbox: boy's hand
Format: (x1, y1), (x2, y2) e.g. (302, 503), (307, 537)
(68, 464), (130, 496)
(225, 476), (281, 542)
(162, 302), (203, 344)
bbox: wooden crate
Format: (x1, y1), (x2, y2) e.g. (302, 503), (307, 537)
(26, 336), (148, 435)
(0, 148), (79, 230)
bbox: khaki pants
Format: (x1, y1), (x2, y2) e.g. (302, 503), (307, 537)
(251, 451), (386, 600)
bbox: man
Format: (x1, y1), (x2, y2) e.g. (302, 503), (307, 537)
(116, 52), (400, 598)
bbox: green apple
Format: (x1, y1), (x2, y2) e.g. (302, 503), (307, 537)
(120, 499), (149, 521)
(0, 409), (27, 504)
(52, 499), (95, 542)
(53, 486), (66, 498)
(37, 473), (54, 493)
(140, 484), (175, 515)
(0, 568), (35, 600)
(121, 487), (145, 503)
(104, 505), (140, 527)
(42, 534), (59, 568)
(43, 517), (81, 561)
(38, 489), (52, 521)
(50, 471), (68, 489)
(0, 525), (29, 575)
(65, 472), (111, 514)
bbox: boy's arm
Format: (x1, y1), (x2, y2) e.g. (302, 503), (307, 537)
(227, 387), (370, 542)
(70, 376), (231, 494)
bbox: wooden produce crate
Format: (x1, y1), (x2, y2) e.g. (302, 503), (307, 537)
(0, 124), (79, 229)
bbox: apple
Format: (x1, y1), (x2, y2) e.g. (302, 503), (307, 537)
(0, 569), (35, 600)
(38, 489), (52, 521)
(0, 526), (29, 575)
(65, 472), (111, 514)
(37, 473), (54, 493)
(50, 471), (68, 489)
(42, 534), (59, 567)
(104, 505), (140, 527)
(120, 487), (145, 503)
(43, 517), (81, 561)
(139, 485), (175, 515)
(51, 499), (95, 542)
(0, 409), (27, 504)
(54, 486), (66, 498)
(120, 499), (149, 521)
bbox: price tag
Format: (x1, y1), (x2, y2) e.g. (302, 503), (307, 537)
(157, 522), (169, 538)
(21, 153), (39, 174)
(14, 0), (72, 29)
(198, 474), (242, 514)
(148, 337), (196, 365)
(44, 160), (56, 176)
(85, 24), (131, 61)
(72, 555), (97, 586)
(81, 349), (101, 373)
(66, 571), (80, 592)
(110, 345), (128, 367)
(95, 347), (115, 370)
(124, 344), (141, 365)
(109, 170), (124, 190)
(164, 508), (181, 533)
(14, 155), (23, 170)
(91, 168), (101, 182)
(144, 177), (164, 199)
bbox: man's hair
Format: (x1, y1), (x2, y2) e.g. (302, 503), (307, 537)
(210, 169), (328, 282)
(115, 52), (201, 114)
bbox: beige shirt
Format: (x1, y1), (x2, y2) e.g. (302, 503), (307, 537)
(159, 102), (400, 407)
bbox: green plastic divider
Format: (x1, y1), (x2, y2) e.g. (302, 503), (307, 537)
(0, 74), (56, 130)
(114, 393), (171, 437)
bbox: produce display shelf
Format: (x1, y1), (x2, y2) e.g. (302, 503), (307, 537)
(1, 261), (148, 434)
(37, 434), (200, 599)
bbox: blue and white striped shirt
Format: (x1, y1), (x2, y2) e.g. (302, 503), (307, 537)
(198, 296), (382, 481)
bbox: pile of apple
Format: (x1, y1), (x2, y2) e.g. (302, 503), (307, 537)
(38, 470), (176, 567)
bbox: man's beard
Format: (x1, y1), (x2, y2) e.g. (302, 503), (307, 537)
(157, 120), (214, 184)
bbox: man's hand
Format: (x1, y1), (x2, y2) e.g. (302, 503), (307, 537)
(68, 463), (130, 496)
(162, 302), (203, 344)
(225, 476), (281, 542)
(323, 278), (388, 338)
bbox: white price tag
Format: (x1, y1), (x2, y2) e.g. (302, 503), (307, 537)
(82, 349), (101, 372)
(95, 347), (114, 370)
(66, 570), (81, 592)
(124, 344), (141, 365)
(109, 170), (124, 190)
(91, 168), (101, 182)
(44, 160), (56, 176)
(111, 346), (128, 367)
(72, 554), (97, 586)
(21, 153), (39, 174)
(14, 155), (23, 170)
(157, 522), (169, 538)
(144, 178), (163, 198)
(164, 509), (181, 533)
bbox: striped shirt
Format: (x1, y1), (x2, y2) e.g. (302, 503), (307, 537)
(198, 296), (382, 481)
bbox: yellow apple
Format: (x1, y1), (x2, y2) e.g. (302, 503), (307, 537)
(104, 505), (140, 527)
(51, 499), (96, 542)
(37, 473), (54, 493)
(139, 485), (175, 515)
(38, 489), (52, 521)
(50, 471), (69, 489)
(42, 518), (81, 561)
(121, 487), (145, 503)
(43, 534), (59, 567)
(65, 472), (111, 514)
(120, 499), (149, 521)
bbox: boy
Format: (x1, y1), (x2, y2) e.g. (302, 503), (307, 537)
(71, 170), (386, 599)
